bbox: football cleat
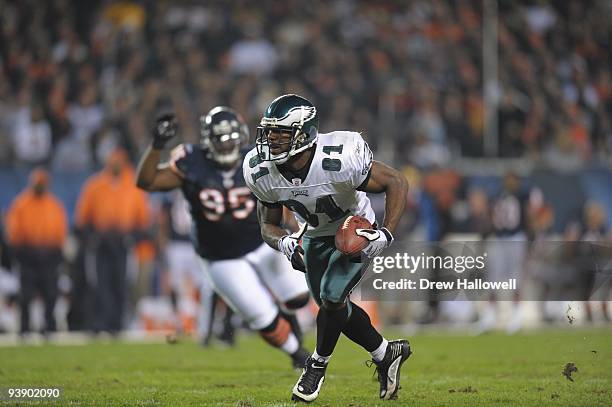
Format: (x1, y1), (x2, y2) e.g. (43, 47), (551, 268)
(291, 356), (327, 403)
(371, 339), (412, 400)
(291, 347), (310, 371)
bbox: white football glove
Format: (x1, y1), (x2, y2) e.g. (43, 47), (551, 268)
(278, 234), (306, 272)
(355, 227), (394, 258)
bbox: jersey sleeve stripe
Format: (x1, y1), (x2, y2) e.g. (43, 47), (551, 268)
(356, 168), (372, 191)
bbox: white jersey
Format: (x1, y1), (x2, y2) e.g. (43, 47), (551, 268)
(243, 131), (376, 237)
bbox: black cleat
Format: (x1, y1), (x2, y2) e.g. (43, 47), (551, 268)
(372, 339), (412, 400)
(291, 347), (310, 371)
(291, 356), (327, 403)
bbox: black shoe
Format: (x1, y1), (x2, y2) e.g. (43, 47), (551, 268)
(217, 326), (235, 347)
(372, 339), (412, 400)
(291, 347), (310, 370)
(291, 356), (327, 403)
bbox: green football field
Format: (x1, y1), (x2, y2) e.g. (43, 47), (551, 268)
(1, 327), (611, 406)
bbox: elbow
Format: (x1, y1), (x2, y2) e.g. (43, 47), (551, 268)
(400, 175), (409, 194)
(136, 177), (152, 191)
(134, 166), (154, 190)
(390, 172), (409, 196)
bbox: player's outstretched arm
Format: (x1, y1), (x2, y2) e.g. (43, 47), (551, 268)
(360, 160), (409, 234)
(135, 147), (182, 191)
(136, 114), (182, 191)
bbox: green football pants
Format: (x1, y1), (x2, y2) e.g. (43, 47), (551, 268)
(301, 235), (364, 305)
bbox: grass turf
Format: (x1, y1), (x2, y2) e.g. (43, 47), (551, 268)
(0, 327), (611, 406)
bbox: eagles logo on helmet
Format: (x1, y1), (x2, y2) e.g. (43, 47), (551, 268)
(200, 106), (249, 167)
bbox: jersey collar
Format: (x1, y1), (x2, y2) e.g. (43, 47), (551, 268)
(275, 144), (317, 185)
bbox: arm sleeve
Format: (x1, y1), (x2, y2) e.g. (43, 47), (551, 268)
(348, 133), (374, 189)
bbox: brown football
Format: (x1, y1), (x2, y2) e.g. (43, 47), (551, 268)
(335, 215), (372, 256)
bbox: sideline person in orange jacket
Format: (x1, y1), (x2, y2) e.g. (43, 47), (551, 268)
(75, 149), (150, 334)
(6, 168), (68, 336)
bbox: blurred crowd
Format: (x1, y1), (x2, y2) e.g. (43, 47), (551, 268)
(0, 0), (611, 170)
(397, 169), (611, 329)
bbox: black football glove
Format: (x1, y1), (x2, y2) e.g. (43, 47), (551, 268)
(291, 245), (306, 273)
(152, 113), (177, 149)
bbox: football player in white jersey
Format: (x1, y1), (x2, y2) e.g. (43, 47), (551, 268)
(243, 94), (412, 402)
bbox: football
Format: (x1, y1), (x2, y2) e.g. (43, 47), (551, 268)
(335, 215), (372, 256)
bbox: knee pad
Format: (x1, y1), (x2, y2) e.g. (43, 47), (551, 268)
(258, 314), (291, 347)
(284, 293), (310, 310)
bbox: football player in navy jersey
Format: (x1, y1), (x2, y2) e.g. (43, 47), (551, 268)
(136, 107), (310, 369)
